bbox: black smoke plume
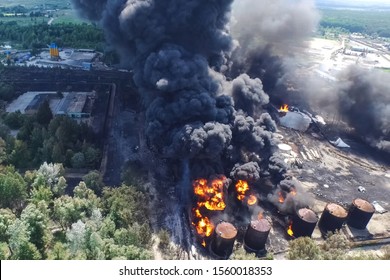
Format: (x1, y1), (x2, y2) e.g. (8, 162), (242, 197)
(338, 68), (390, 152)
(229, 0), (319, 104)
(71, 0), (319, 249)
(71, 0), (279, 178)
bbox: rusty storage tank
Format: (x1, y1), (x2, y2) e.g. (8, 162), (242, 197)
(347, 198), (375, 229)
(291, 208), (318, 238)
(318, 203), (348, 235)
(244, 218), (271, 253)
(210, 222), (237, 259)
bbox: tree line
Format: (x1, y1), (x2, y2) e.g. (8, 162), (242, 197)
(0, 163), (153, 260)
(320, 9), (390, 38)
(0, 21), (104, 50)
(1, 101), (101, 169)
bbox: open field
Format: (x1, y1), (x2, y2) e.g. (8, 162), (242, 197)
(1, 0), (66, 8)
(1, 0), (83, 25)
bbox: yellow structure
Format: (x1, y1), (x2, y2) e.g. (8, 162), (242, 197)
(49, 43), (60, 59)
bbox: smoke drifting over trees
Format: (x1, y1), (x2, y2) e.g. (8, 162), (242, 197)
(71, 0), (389, 219)
(71, 0), (280, 181)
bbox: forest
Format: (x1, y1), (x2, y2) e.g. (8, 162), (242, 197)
(0, 21), (104, 50)
(0, 102), (101, 169)
(320, 8), (390, 37)
(0, 163), (153, 260)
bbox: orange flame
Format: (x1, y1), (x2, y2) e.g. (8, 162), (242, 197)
(235, 180), (249, 201)
(287, 222), (294, 237)
(258, 212), (264, 220)
(278, 191), (285, 203)
(193, 217), (214, 237)
(290, 187), (297, 196)
(279, 104), (289, 112)
(235, 180), (257, 206)
(192, 177), (227, 239)
(201, 240), (206, 247)
(247, 195), (257, 206)
(194, 178), (226, 211)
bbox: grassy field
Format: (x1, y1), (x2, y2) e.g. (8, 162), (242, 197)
(0, 0), (85, 25)
(1, 0), (67, 8)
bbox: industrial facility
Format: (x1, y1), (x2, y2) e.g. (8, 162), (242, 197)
(1, 43), (107, 71)
(7, 91), (95, 119)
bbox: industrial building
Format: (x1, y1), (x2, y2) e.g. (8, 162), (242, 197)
(6, 91), (95, 119)
(1, 44), (102, 70)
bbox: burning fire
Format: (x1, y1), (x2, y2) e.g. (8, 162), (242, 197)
(287, 222), (294, 237)
(247, 195), (257, 206)
(278, 191), (285, 203)
(258, 211), (264, 220)
(279, 104), (289, 112)
(235, 180), (257, 206)
(235, 180), (249, 201)
(192, 177), (227, 239)
(194, 178), (226, 211)
(290, 187), (297, 196)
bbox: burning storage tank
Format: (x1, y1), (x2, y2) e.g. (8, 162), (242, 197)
(347, 198), (375, 230)
(318, 203), (348, 235)
(291, 208), (318, 238)
(244, 219), (271, 253)
(210, 222), (237, 259)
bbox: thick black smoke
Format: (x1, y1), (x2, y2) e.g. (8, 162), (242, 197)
(230, 161), (261, 182)
(338, 68), (390, 152)
(229, 0), (319, 104)
(231, 74), (269, 116)
(71, 0), (278, 180)
(268, 177), (314, 214)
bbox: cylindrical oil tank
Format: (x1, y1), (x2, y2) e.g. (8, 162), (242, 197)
(318, 203), (348, 235)
(210, 222), (237, 259)
(244, 219), (271, 252)
(291, 208), (318, 238)
(347, 198), (375, 229)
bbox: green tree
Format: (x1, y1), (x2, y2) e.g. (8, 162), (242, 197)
(321, 231), (350, 260)
(0, 137), (7, 164)
(0, 166), (27, 210)
(47, 242), (71, 260)
(36, 99), (53, 126)
(73, 181), (100, 212)
(0, 83), (15, 101)
(7, 219), (41, 260)
(66, 220), (87, 259)
(83, 170), (104, 195)
(102, 185), (149, 228)
(53, 195), (84, 230)
(30, 185), (53, 205)
(4, 111), (25, 129)
(9, 140), (30, 168)
(230, 247), (259, 260)
(85, 232), (105, 260)
(32, 162), (65, 197)
(105, 243), (152, 260)
(0, 209), (16, 242)
(71, 152), (85, 168)
(20, 203), (52, 256)
(53, 176), (67, 197)
(0, 242), (10, 260)
(287, 237), (322, 260)
(83, 146), (100, 168)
